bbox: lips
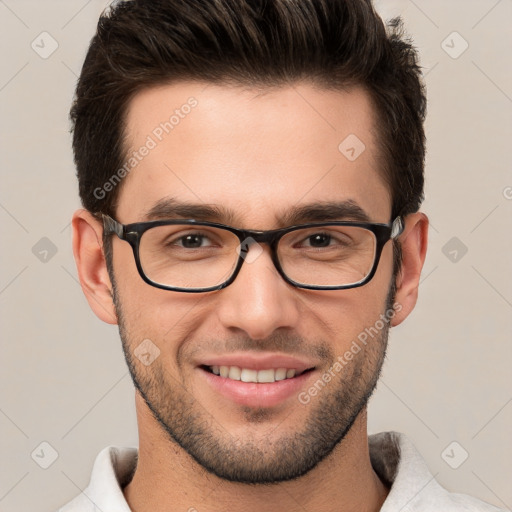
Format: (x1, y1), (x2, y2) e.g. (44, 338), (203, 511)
(197, 353), (317, 407)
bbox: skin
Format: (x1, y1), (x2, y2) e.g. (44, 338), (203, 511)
(72, 82), (428, 512)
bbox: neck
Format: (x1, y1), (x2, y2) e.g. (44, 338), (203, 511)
(124, 393), (389, 512)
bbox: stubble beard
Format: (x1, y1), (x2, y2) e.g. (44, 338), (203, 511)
(113, 277), (395, 484)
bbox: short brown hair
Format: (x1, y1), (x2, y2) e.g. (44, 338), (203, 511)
(70, 0), (426, 228)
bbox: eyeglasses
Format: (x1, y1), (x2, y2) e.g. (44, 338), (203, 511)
(101, 214), (404, 293)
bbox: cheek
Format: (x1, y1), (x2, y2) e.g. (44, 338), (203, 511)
(110, 241), (171, 344)
(304, 243), (394, 352)
(112, 259), (209, 371)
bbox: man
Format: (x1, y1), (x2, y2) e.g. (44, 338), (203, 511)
(61, 0), (504, 510)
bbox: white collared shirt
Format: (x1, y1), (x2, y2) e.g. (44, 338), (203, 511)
(58, 431), (505, 511)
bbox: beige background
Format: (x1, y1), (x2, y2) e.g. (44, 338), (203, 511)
(0, 0), (511, 510)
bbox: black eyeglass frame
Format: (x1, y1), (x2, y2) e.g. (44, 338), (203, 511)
(101, 214), (404, 293)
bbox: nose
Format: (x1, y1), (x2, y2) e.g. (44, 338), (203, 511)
(215, 244), (301, 340)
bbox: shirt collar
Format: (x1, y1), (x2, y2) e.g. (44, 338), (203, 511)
(60, 431), (498, 511)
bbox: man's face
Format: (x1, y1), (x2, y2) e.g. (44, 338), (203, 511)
(112, 82), (395, 483)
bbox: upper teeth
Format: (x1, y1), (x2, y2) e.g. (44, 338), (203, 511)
(210, 365), (297, 383)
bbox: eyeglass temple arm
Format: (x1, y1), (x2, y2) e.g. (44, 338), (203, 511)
(391, 216), (404, 239)
(101, 214), (124, 239)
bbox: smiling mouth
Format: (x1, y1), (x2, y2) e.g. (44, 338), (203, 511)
(201, 365), (314, 383)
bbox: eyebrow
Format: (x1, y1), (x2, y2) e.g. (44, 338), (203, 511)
(279, 200), (372, 225)
(142, 197), (372, 226)
(143, 198), (238, 224)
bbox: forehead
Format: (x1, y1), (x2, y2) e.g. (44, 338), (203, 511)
(117, 81), (391, 227)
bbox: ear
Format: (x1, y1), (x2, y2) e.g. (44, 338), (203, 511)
(72, 209), (118, 325)
(390, 212), (428, 327)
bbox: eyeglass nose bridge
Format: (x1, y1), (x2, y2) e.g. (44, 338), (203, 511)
(237, 227), (281, 249)
(229, 229), (296, 289)
(234, 229), (280, 264)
